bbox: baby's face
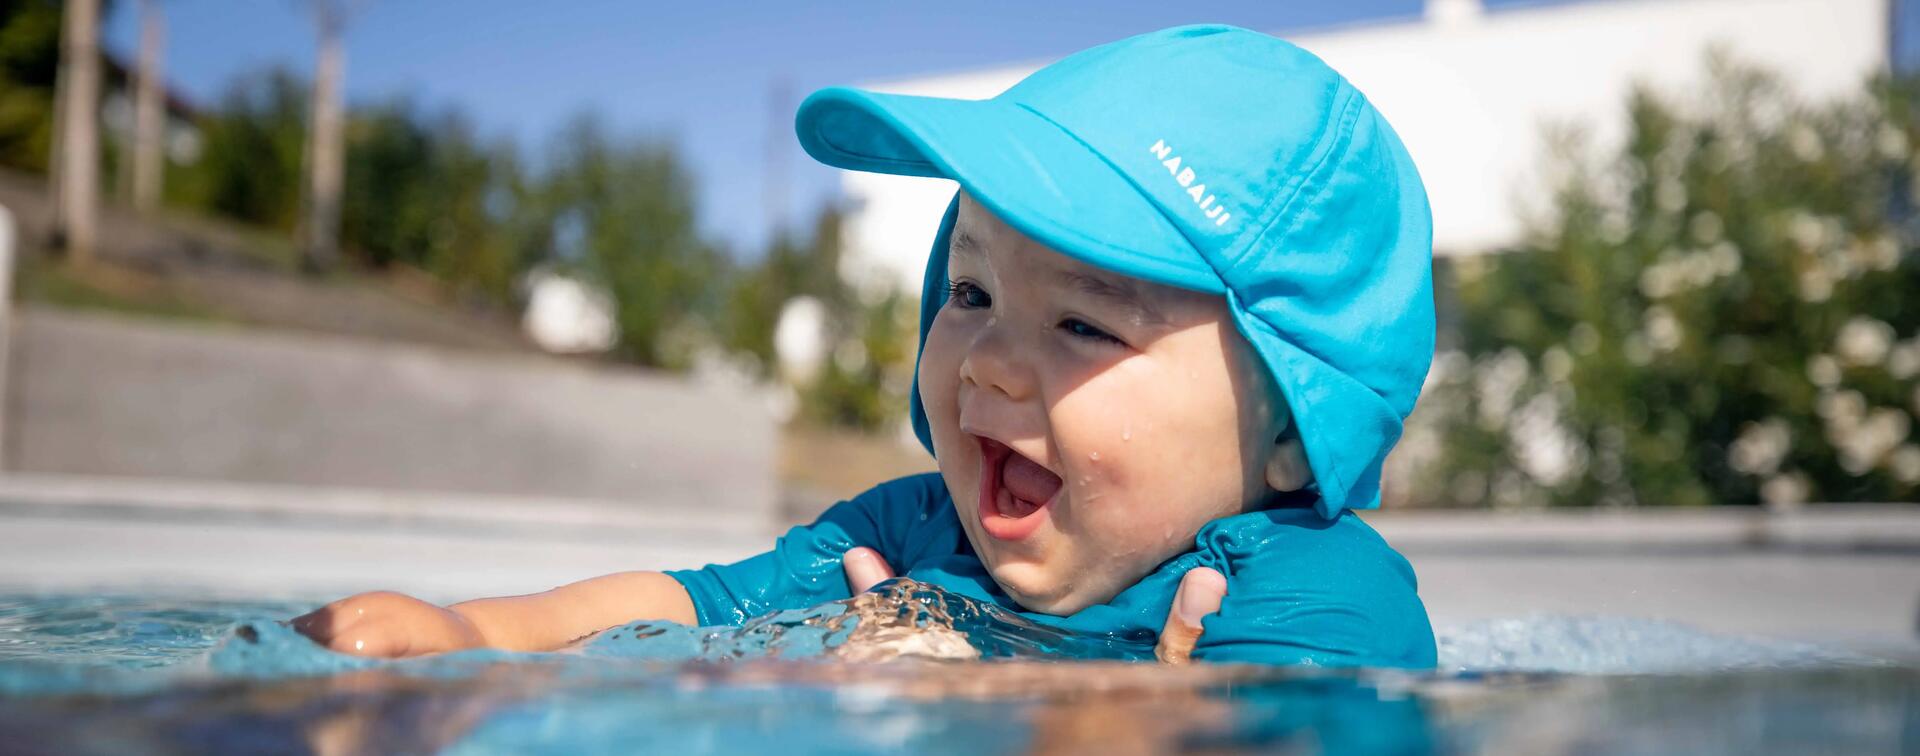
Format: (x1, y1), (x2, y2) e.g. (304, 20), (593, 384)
(920, 193), (1283, 614)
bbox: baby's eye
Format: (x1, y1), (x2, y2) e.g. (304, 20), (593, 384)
(947, 280), (992, 309)
(1060, 318), (1123, 345)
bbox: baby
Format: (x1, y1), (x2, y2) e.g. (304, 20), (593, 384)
(296, 24), (1437, 668)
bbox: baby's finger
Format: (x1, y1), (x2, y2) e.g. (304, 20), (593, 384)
(842, 547), (896, 594)
(292, 601), (361, 646)
(293, 591), (406, 647)
(1155, 567), (1226, 665)
(326, 617), (411, 658)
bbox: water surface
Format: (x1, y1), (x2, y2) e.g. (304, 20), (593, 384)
(0, 580), (1911, 754)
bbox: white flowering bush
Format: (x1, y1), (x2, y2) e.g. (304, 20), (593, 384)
(1388, 59), (1920, 507)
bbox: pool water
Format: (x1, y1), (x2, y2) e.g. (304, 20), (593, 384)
(0, 580), (1913, 754)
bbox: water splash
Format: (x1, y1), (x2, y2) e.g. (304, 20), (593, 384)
(4, 585), (1895, 690)
(580, 579), (1154, 663)
(0, 580), (1150, 696)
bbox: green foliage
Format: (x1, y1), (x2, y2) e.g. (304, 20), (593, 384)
(715, 207), (918, 432)
(171, 74), (740, 374)
(1400, 58), (1920, 507)
(341, 100), (520, 300)
(170, 68), (306, 230)
(796, 289), (917, 431)
(1, 27), (914, 421)
(171, 72), (524, 300)
(720, 208), (851, 374)
(0, 0), (65, 171)
(526, 116), (724, 370)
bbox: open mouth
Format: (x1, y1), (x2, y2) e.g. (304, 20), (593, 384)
(974, 435), (1063, 541)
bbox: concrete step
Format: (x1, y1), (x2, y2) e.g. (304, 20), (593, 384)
(9, 307), (778, 513)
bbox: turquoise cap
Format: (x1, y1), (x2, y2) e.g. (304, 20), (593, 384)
(796, 24), (1435, 518)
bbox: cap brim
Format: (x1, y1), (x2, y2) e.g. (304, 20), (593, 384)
(797, 86), (1224, 295)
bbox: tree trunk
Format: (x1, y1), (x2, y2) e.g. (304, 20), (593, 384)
(130, 0), (166, 215)
(52, 0), (101, 264)
(301, 7), (346, 274)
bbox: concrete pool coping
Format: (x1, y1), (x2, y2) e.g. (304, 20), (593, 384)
(0, 472), (776, 602)
(0, 472), (771, 542)
(1365, 505), (1920, 554)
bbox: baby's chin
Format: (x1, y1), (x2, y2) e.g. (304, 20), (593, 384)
(987, 561), (1116, 616)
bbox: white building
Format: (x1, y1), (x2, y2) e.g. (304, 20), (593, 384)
(522, 269), (619, 354)
(835, 0), (1893, 297)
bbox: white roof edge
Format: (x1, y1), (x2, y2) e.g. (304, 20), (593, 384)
(853, 0), (1892, 93)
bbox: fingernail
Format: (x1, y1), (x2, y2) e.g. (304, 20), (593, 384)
(1175, 591), (1208, 626)
(1175, 570), (1224, 625)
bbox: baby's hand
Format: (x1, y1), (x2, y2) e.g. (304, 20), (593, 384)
(842, 547), (896, 594)
(292, 591), (486, 658)
(838, 548), (1226, 664)
(1153, 568), (1226, 664)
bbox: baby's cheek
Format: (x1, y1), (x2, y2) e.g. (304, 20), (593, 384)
(1083, 487), (1201, 568)
(917, 319), (967, 435)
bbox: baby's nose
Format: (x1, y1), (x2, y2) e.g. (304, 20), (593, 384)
(959, 324), (1037, 401)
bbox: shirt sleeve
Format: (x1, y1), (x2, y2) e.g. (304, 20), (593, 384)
(1189, 510), (1438, 668)
(665, 473), (945, 626)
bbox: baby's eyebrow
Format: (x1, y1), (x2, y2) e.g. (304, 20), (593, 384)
(1055, 269), (1167, 325)
(950, 230), (983, 258)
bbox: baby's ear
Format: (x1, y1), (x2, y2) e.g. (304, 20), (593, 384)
(1264, 429), (1313, 494)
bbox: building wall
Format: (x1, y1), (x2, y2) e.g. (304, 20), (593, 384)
(838, 0), (1891, 296)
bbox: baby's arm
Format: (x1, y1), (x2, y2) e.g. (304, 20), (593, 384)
(297, 475), (941, 658)
(294, 571), (696, 657)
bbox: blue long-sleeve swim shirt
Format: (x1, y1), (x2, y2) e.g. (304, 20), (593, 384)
(667, 473), (1437, 668)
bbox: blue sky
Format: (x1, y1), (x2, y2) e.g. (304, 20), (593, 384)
(102, 0), (1897, 258)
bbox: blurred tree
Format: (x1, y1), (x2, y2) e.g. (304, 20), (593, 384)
(171, 68), (306, 230)
(125, 0), (163, 213)
(797, 289), (917, 431)
(716, 206), (918, 432)
(720, 206), (850, 375)
(1398, 57), (1920, 507)
(0, 0), (67, 172)
(341, 100), (519, 300)
(297, 0), (355, 274)
(50, 0), (103, 262)
(1, 14), (919, 411)
(526, 116), (725, 370)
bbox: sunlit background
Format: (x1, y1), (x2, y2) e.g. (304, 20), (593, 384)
(0, 0), (1914, 656)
